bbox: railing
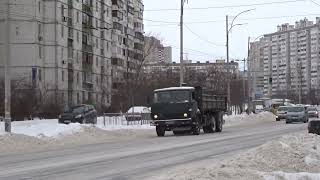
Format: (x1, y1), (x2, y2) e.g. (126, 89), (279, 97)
(102, 113), (151, 126)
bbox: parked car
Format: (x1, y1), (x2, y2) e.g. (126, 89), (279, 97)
(307, 107), (319, 118)
(58, 104), (97, 124)
(308, 119), (320, 135)
(125, 106), (151, 121)
(286, 106), (309, 124)
(276, 106), (289, 121)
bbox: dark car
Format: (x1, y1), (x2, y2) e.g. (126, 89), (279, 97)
(307, 107), (319, 118)
(58, 105), (97, 124)
(308, 119), (320, 135)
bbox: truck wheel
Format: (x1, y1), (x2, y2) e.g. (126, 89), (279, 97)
(215, 113), (223, 132)
(192, 124), (200, 135)
(156, 126), (165, 137)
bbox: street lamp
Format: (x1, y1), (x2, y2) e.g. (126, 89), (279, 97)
(226, 9), (254, 113)
(180, 0), (188, 86)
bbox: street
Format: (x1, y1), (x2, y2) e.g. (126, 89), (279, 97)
(0, 118), (307, 180)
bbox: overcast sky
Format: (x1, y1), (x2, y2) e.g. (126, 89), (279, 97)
(143, 0), (320, 63)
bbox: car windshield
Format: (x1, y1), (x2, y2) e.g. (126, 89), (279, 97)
(154, 90), (190, 103)
(65, 106), (86, 113)
(287, 107), (305, 112)
(278, 107), (288, 111)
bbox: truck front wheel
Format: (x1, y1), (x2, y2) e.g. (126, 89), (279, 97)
(156, 126), (165, 137)
(192, 124), (200, 135)
(215, 112), (223, 132)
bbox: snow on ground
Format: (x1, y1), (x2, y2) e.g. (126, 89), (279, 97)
(0, 112), (273, 155)
(224, 112), (275, 127)
(0, 119), (83, 138)
(153, 133), (320, 180)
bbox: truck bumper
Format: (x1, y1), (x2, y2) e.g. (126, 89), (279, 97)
(151, 118), (193, 128)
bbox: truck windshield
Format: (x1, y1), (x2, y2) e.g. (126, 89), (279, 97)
(154, 90), (190, 103)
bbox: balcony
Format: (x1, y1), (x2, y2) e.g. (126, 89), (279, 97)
(83, 44), (93, 53)
(68, 17), (73, 27)
(82, 2), (93, 15)
(68, 0), (73, 8)
(68, 28), (73, 39)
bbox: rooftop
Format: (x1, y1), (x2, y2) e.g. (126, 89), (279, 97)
(154, 87), (195, 92)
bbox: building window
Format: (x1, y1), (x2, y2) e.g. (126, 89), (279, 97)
(38, 1), (41, 13)
(77, 93), (80, 104)
(77, 11), (79, 23)
(96, 38), (99, 48)
(61, 5), (64, 17)
(77, 31), (79, 42)
(61, 25), (64, 38)
(39, 46), (42, 59)
(38, 69), (42, 81)
(16, 26), (19, 36)
(77, 72), (79, 84)
(62, 70), (65, 81)
(61, 47), (64, 60)
(96, 57), (99, 66)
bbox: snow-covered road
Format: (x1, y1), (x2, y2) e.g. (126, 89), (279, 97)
(0, 112), (314, 180)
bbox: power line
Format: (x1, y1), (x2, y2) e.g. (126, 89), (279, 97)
(184, 24), (225, 47)
(145, 13), (320, 25)
(6, 0), (306, 13)
(310, 0), (320, 6)
(144, 0), (306, 11)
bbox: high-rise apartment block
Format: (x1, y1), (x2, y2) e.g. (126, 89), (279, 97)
(250, 18), (320, 102)
(144, 36), (172, 64)
(0, 0), (144, 110)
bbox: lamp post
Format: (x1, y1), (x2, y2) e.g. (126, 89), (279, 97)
(226, 9), (254, 112)
(4, 0), (11, 133)
(180, 0), (188, 86)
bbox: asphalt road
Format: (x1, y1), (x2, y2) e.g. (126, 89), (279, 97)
(0, 119), (307, 180)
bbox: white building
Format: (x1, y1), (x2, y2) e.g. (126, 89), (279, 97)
(0, 0), (144, 111)
(250, 18), (320, 103)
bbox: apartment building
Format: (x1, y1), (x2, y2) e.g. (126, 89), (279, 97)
(0, 0), (144, 111)
(250, 18), (320, 102)
(144, 36), (172, 64)
(143, 61), (239, 78)
(249, 39), (265, 99)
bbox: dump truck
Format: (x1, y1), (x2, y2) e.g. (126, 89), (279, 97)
(150, 86), (227, 136)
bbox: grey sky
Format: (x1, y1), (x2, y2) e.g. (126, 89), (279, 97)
(143, 0), (320, 62)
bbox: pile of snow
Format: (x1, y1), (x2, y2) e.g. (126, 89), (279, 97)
(0, 120), (84, 138)
(154, 133), (320, 180)
(0, 117), (153, 139)
(224, 112), (275, 127)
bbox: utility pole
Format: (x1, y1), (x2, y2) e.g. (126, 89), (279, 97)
(4, 0), (11, 132)
(226, 15), (230, 111)
(180, 0), (185, 86)
(247, 36), (251, 113)
(243, 58), (246, 103)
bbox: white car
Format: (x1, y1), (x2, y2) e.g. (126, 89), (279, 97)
(126, 106), (151, 121)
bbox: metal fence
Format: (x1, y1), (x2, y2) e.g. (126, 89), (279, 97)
(102, 113), (152, 126)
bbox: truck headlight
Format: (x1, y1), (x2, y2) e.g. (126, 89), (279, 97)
(58, 115), (61, 119)
(154, 114), (158, 119)
(184, 113), (188, 118)
(75, 114), (83, 119)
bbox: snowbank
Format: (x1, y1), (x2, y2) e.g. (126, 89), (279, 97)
(0, 120), (84, 138)
(0, 118), (153, 138)
(224, 112), (275, 127)
(154, 133), (320, 180)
